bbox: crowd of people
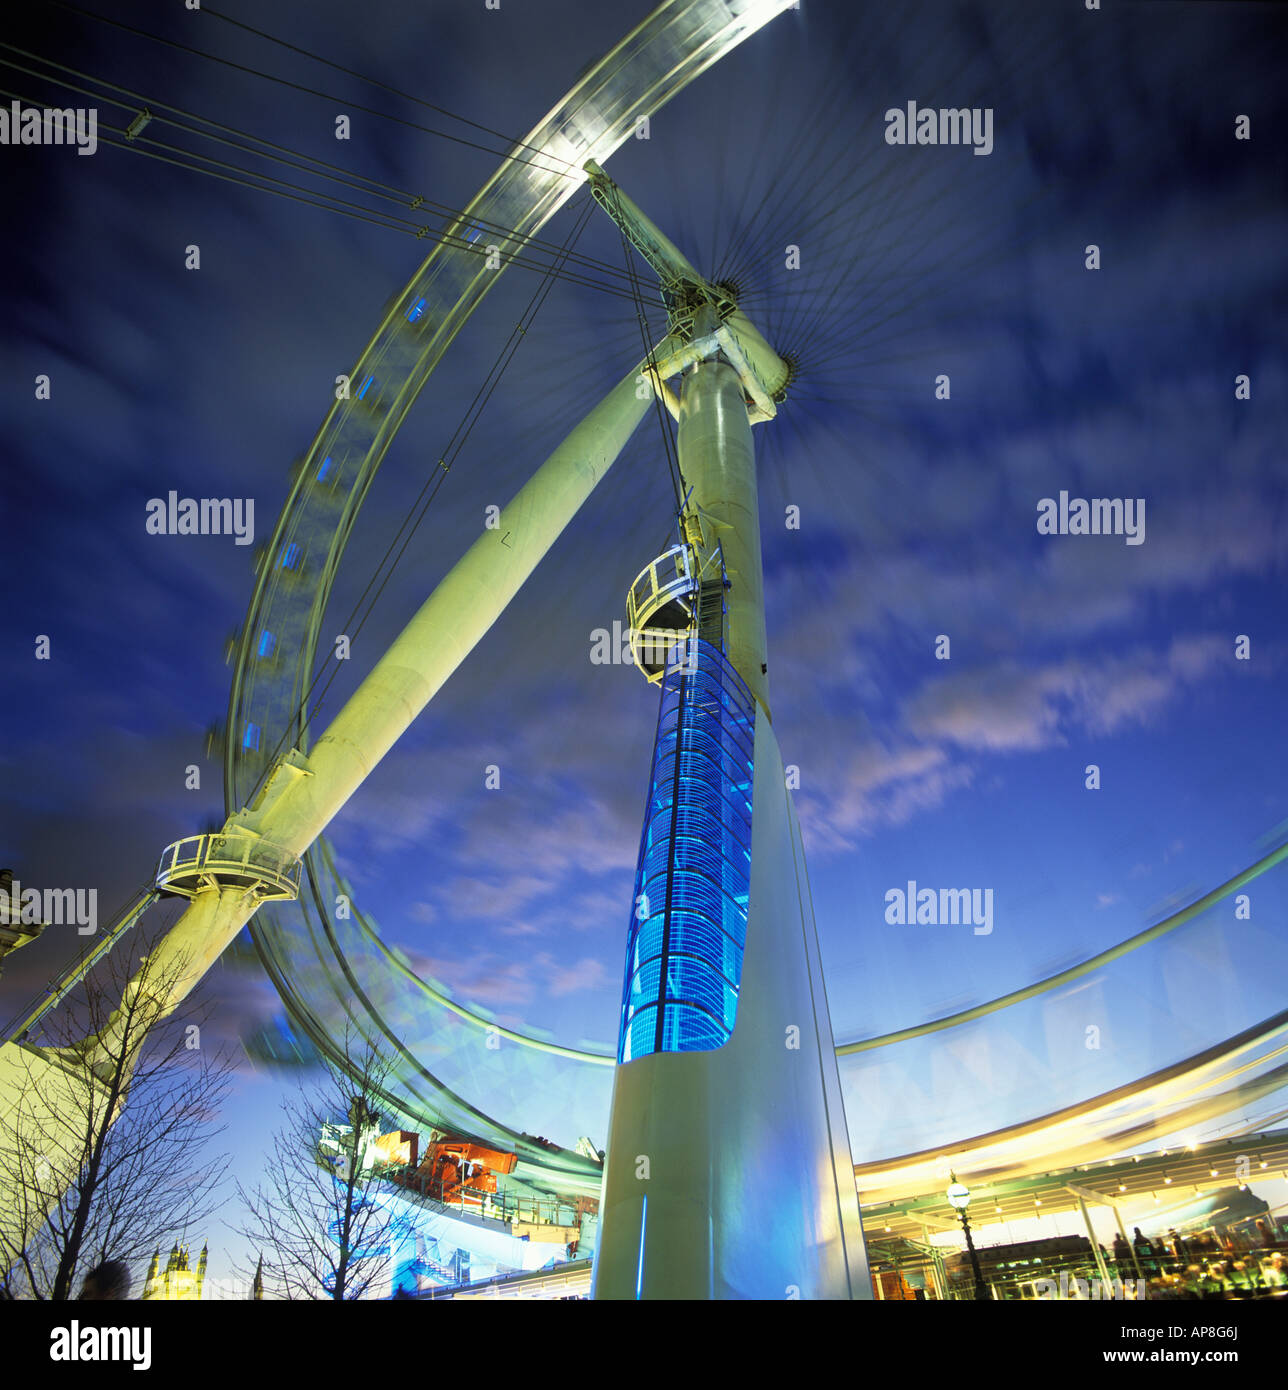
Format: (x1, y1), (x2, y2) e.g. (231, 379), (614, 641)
(1106, 1221), (1287, 1299)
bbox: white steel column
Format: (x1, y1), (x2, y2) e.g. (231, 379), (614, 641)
(1076, 1194), (1115, 1294)
(677, 356), (770, 714)
(593, 710), (872, 1298)
(117, 360), (657, 1028)
(594, 332), (869, 1299)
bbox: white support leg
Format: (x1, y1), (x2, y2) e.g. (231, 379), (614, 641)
(0, 358), (660, 1266)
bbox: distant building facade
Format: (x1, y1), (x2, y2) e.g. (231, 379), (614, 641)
(141, 1243), (207, 1301)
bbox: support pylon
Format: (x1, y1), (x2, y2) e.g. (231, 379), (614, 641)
(593, 301), (870, 1298)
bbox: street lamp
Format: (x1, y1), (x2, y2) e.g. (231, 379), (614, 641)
(947, 1172), (990, 1301)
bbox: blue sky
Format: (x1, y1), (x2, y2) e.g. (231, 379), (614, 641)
(2, 0), (1287, 1287)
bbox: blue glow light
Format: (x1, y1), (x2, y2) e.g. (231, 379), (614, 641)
(242, 722), (261, 751)
(636, 1194), (648, 1300)
(257, 630), (275, 659)
(317, 455), (334, 482)
(356, 375), (374, 401)
(279, 542), (301, 570)
(406, 297), (427, 323)
(618, 638), (755, 1061)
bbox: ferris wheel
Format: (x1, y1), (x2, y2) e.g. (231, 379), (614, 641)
(215, 0), (1288, 1216)
(219, 0), (800, 1195)
(3, 0), (1285, 1278)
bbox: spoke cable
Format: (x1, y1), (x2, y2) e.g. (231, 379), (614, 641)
(0, 48), (653, 305)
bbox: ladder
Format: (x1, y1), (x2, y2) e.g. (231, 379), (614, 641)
(695, 579), (725, 650)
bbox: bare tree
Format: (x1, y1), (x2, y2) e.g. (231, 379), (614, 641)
(234, 1028), (416, 1300)
(0, 918), (232, 1300)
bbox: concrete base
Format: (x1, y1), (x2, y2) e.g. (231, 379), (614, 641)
(593, 713), (871, 1299)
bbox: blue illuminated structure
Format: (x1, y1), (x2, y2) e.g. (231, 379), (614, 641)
(620, 639), (754, 1060)
(593, 347), (870, 1299)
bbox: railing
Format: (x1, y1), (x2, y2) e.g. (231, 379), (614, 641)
(419, 1257), (593, 1301)
(631, 627), (697, 677)
(626, 544), (696, 634)
(154, 833), (301, 901)
(948, 1237), (1288, 1300)
(3, 884), (158, 1042)
(389, 1168), (581, 1229)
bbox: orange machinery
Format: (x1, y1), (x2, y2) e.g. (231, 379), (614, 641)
(412, 1136), (518, 1206)
(371, 1130), (419, 1169)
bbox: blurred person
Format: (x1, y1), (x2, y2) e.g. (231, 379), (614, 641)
(79, 1260), (131, 1300)
(1133, 1226), (1158, 1276)
(1169, 1228), (1188, 1263)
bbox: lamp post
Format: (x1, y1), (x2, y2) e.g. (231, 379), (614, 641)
(947, 1173), (990, 1301)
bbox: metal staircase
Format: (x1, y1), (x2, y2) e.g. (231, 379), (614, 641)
(695, 573), (726, 651)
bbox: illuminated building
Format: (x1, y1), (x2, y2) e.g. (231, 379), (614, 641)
(141, 1242), (207, 1301)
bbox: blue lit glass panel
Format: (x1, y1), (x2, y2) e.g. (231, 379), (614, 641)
(317, 455), (335, 482)
(257, 629), (276, 659)
(242, 721), (261, 751)
(279, 542), (302, 570)
(406, 297), (427, 323)
(356, 375), (375, 401)
(618, 638), (755, 1061)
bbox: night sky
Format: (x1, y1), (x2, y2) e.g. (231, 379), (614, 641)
(3, 0), (1287, 1289)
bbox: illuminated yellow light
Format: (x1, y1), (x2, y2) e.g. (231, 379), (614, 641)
(1210, 1168), (1219, 1178)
